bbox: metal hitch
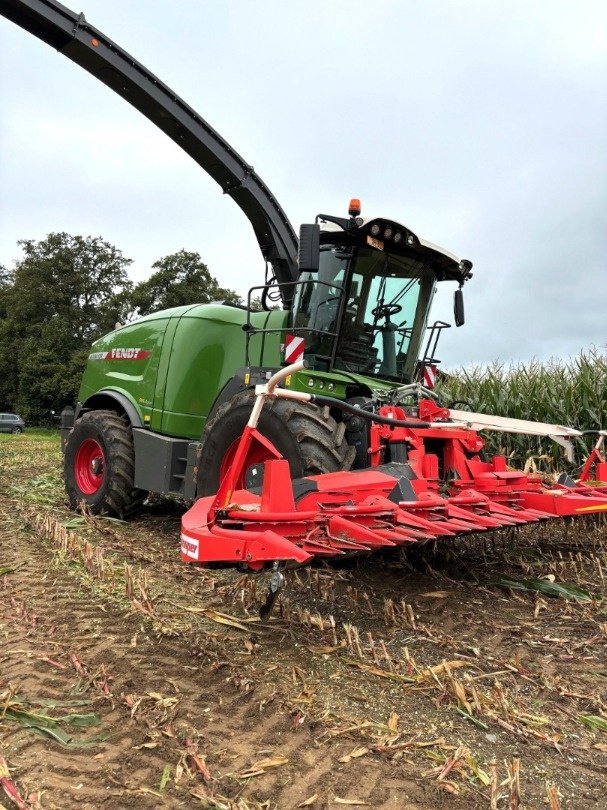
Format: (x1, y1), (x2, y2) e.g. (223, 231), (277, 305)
(259, 562), (286, 620)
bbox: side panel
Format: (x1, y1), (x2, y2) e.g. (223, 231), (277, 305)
(78, 315), (171, 425)
(159, 305), (286, 439)
(150, 317), (179, 432)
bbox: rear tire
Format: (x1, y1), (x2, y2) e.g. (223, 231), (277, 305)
(64, 410), (147, 516)
(11, 426), (23, 434)
(197, 391), (355, 496)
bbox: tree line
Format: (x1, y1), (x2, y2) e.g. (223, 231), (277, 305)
(0, 233), (242, 423)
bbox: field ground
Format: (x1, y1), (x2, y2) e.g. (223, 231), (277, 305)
(0, 430), (606, 809)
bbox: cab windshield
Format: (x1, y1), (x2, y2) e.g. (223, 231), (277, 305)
(292, 244), (435, 382)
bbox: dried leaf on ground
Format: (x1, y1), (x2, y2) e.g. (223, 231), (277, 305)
(338, 746), (369, 763)
(250, 756), (289, 770)
(201, 609), (257, 632)
(415, 660), (468, 682)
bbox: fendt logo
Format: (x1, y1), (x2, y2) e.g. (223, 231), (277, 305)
(89, 348), (151, 361)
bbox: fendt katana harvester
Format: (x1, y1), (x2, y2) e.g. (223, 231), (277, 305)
(4, 0), (607, 613)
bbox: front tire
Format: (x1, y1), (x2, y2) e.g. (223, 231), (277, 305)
(11, 426), (23, 434)
(197, 391), (355, 497)
(64, 410), (146, 516)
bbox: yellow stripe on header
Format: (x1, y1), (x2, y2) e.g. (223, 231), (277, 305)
(576, 503), (607, 513)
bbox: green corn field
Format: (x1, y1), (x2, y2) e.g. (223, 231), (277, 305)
(437, 347), (607, 474)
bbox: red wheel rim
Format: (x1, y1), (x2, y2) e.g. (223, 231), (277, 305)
(74, 438), (105, 495)
(219, 438), (275, 491)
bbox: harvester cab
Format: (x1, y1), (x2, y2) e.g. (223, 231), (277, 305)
(290, 204), (472, 386)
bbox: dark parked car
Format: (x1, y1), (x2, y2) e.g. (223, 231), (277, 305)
(0, 413), (25, 434)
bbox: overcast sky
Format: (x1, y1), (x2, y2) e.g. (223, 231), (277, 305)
(1, 0), (606, 369)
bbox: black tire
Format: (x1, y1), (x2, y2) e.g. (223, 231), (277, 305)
(11, 426), (23, 434)
(64, 410), (147, 516)
(197, 391), (356, 496)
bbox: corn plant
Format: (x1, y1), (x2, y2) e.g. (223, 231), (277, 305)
(437, 347), (607, 471)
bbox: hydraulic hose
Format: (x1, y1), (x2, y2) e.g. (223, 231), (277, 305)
(256, 360), (431, 429)
(309, 393), (431, 429)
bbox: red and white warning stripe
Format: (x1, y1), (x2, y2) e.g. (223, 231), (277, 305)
(284, 334), (305, 363)
(422, 364), (437, 389)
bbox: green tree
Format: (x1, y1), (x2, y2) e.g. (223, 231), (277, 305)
(1, 233), (132, 422)
(0, 265), (17, 410)
(130, 250), (241, 317)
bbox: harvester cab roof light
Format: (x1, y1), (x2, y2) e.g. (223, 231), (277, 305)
(370, 223), (381, 236)
(348, 198), (361, 216)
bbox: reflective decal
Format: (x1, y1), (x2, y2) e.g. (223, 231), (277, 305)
(423, 365), (437, 388)
(284, 335), (305, 363)
(180, 533), (199, 559)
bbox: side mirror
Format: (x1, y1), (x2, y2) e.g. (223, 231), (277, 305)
(454, 288), (465, 327)
(298, 223), (320, 273)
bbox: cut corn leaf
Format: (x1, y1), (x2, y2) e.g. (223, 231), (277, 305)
(298, 794), (318, 807)
(23, 724), (109, 748)
(61, 517), (87, 528)
(333, 798), (369, 806)
(250, 756), (289, 770)
(494, 576), (593, 601)
(6, 707), (100, 728)
(159, 764), (171, 792)
(464, 754), (491, 786)
(415, 660), (468, 682)
(2, 695), (90, 709)
(0, 565), (19, 575)
(56, 713), (101, 727)
(579, 715), (607, 733)
(338, 747), (369, 764)
(201, 609), (255, 632)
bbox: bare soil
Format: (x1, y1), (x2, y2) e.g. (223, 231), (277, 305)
(0, 431), (606, 809)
